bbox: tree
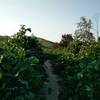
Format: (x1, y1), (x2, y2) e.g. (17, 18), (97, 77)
(74, 17), (94, 42)
(0, 25), (46, 99)
(94, 14), (100, 40)
(60, 34), (73, 47)
(7, 25), (42, 56)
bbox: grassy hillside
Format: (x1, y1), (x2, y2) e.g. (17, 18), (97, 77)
(0, 36), (10, 47)
(0, 35), (10, 42)
(37, 37), (54, 48)
(0, 35), (55, 49)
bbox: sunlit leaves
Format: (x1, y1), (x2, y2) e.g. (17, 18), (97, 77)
(0, 25), (45, 99)
(51, 40), (100, 100)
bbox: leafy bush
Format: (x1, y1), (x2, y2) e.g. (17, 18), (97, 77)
(0, 25), (47, 100)
(50, 41), (100, 100)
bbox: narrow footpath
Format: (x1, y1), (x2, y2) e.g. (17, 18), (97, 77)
(44, 60), (60, 100)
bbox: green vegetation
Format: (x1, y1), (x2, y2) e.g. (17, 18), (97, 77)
(0, 25), (46, 100)
(37, 38), (54, 48)
(0, 17), (100, 100)
(51, 41), (100, 100)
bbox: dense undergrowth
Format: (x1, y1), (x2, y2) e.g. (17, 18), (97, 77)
(0, 25), (47, 100)
(49, 41), (100, 100)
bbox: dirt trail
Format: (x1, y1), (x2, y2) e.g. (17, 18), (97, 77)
(44, 60), (60, 100)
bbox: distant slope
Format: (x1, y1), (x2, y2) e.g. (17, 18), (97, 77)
(0, 35), (10, 42)
(37, 37), (55, 48)
(0, 35), (10, 47)
(0, 35), (55, 49)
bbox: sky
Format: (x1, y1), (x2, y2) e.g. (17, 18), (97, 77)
(0, 0), (100, 42)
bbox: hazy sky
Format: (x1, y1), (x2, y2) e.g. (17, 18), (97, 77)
(0, 0), (100, 42)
